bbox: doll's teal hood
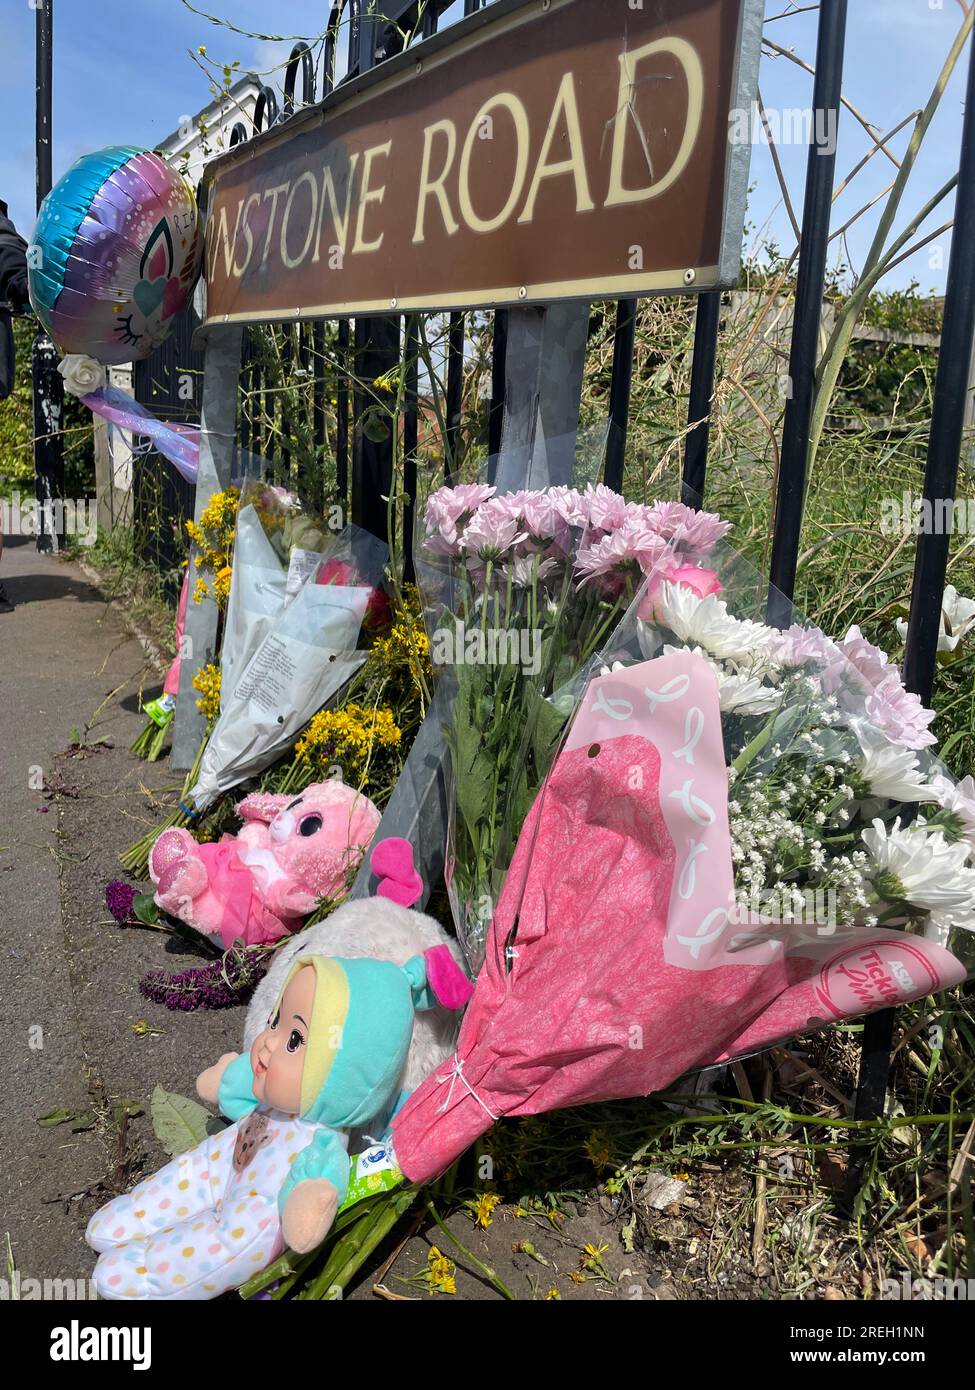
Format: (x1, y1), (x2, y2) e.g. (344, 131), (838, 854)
(219, 953), (438, 1128)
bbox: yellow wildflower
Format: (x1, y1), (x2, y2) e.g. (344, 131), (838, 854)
(545, 1288), (562, 1300)
(212, 565), (233, 605)
(583, 1131), (613, 1172)
(367, 586), (431, 697)
(424, 1247), (456, 1296)
(187, 487), (239, 610)
(579, 1242), (610, 1277)
(192, 663), (222, 723)
(294, 703), (401, 787)
(468, 1192), (501, 1230)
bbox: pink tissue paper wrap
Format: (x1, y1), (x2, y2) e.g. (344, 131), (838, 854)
(392, 652), (965, 1183)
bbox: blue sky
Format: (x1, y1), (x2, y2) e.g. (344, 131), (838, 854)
(2, 0), (971, 296)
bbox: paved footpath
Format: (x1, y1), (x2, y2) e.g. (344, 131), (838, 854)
(0, 534), (237, 1291)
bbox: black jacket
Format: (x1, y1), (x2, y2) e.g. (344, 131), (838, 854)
(0, 199), (30, 401)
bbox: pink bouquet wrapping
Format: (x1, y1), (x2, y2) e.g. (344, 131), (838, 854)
(393, 559), (975, 1182)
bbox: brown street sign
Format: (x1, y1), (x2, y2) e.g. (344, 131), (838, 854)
(201, 0), (762, 326)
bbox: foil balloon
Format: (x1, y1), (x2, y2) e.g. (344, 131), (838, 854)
(28, 146), (202, 365)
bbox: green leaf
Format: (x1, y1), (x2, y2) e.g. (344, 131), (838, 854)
(529, 694), (566, 771)
(133, 894), (161, 926)
(451, 705), (495, 830)
(361, 409), (390, 443)
(150, 1085), (211, 1157)
(112, 1100), (144, 1125)
(36, 1108), (78, 1128)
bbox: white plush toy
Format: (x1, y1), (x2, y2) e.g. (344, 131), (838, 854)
(244, 838), (466, 1126)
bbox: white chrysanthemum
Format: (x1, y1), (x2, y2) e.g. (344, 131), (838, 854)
(928, 772), (975, 851)
(862, 817), (975, 931)
(851, 722), (938, 804)
(655, 581), (779, 663)
(662, 645), (783, 715)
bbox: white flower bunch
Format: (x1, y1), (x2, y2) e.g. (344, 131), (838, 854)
(638, 565), (975, 953)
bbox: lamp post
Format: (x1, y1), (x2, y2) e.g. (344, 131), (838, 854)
(32, 0), (64, 554)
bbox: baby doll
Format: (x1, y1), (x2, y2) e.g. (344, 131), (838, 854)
(149, 781), (381, 948)
(86, 948), (467, 1300)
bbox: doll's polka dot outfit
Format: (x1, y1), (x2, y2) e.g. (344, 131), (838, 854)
(87, 1110), (325, 1301)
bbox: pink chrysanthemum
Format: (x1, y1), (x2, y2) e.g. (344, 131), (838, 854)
(644, 501), (730, 558)
(424, 483), (496, 556)
(460, 496), (526, 561)
(772, 624), (838, 670)
(864, 672), (937, 751)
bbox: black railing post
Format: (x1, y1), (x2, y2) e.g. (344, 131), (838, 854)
(32, 0), (64, 554)
(767, 0), (848, 626)
(487, 308), (508, 474)
(903, 40), (975, 707)
(336, 318), (350, 507)
(283, 42), (315, 116)
(403, 315), (420, 582)
(345, 4), (403, 546)
(851, 27), (975, 1150)
(312, 320), (327, 507)
(682, 290), (722, 506)
(445, 312), (465, 482)
(604, 298), (636, 492)
(352, 316), (399, 539)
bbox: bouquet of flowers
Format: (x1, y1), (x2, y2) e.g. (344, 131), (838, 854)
(391, 546), (975, 1182)
(120, 485), (385, 875)
(629, 545), (975, 955)
(416, 483), (728, 969)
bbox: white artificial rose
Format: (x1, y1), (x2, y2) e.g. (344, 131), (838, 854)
(58, 353), (107, 398)
(896, 584), (975, 653)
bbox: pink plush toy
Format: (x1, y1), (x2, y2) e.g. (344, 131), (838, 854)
(148, 782), (381, 948)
